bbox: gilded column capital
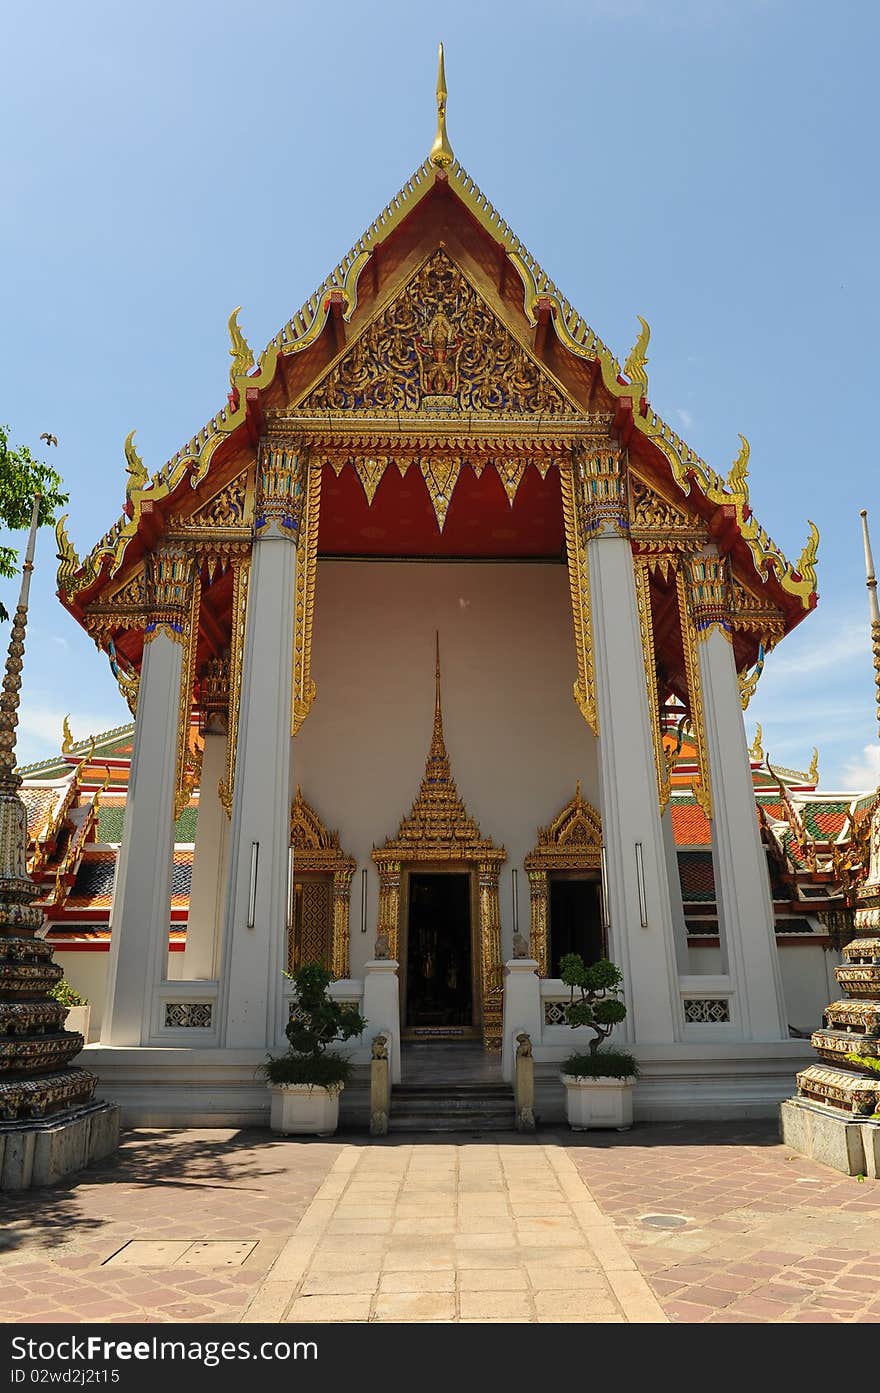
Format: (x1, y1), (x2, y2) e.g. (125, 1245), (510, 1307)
(144, 544), (197, 646)
(685, 550), (732, 643)
(255, 439), (308, 542)
(572, 442), (628, 540)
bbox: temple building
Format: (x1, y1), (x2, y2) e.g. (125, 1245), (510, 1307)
(36, 53), (845, 1125)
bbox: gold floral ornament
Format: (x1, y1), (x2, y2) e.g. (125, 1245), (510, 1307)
(228, 307), (255, 389)
(623, 316), (650, 399)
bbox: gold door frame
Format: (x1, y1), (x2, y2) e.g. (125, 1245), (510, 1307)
(397, 862), (482, 1039)
(290, 787), (355, 978)
(524, 784), (603, 978)
(374, 849), (505, 1050)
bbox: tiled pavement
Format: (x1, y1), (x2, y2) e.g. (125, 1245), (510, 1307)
(566, 1122), (880, 1323)
(1, 1122), (878, 1323)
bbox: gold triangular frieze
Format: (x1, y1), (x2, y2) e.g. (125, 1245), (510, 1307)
(295, 249), (578, 419)
(420, 458), (461, 532)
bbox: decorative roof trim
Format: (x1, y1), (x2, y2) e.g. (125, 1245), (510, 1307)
(58, 156), (817, 612)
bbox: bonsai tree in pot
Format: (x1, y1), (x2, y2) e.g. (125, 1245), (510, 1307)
(262, 963), (367, 1136)
(559, 953), (638, 1130)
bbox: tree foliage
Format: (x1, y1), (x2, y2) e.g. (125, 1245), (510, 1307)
(559, 952), (628, 1055)
(261, 963), (368, 1089)
(0, 424), (68, 619)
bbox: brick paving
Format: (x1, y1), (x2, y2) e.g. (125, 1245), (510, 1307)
(0, 1129), (342, 1324)
(0, 1121), (877, 1323)
(565, 1121), (880, 1323)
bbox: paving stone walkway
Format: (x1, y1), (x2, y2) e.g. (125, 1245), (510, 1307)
(1, 1122), (879, 1323)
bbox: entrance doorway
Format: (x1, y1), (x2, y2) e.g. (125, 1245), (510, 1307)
(405, 873), (473, 1029)
(548, 877), (604, 977)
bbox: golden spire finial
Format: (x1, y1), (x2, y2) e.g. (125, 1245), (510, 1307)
(429, 43), (454, 169)
(860, 509), (880, 737)
(432, 629), (444, 749)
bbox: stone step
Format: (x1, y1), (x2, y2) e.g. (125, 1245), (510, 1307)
(390, 1082), (515, 1132)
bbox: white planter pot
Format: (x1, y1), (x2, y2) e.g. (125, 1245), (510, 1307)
(268, 1082), (342, 1136)
(65, 1004), (91, 1047)
(561, 1074), (635, 1131)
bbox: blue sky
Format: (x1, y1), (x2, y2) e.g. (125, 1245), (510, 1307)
(2, 0), (878, 788)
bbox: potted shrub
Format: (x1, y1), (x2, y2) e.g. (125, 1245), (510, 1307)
(50, 979), (90, 1046)
(558, 953), (639, 1130)
(261, 963), (367, 1136)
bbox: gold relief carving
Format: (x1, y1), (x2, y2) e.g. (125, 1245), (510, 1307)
(83, 569), (149, 642)
(419, 458), (461, 531)
(676, 567), (713, 821)
(299, 249), (576, 419)
(354, 457), (388, 506)
(372, 639), (505, 1049)
(289, 880), (332, 974)
(173, 574), (201, 820)
(478, 861), (504, 1051)
(628, 476), (705, 557)
(634, 559), (671, 811)
(289, 788), (355, 978)
(198, 656), (229, 725)
(256, 442), (307, 540)
(686, 554), (731, 642)
(560, 460), (598, 736)
(524, 786), (603, 978)
(573, 443), (628, 538)
(292, 456), (321, 736)
(729, 578), (787, 644)
(495, 458), (527, 507)
(218, 557), (250, 816)
(144, 546), (196, 646)
(376, 863), (402, 962)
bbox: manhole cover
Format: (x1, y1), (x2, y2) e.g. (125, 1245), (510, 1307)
(639, 1214), (689, 1229)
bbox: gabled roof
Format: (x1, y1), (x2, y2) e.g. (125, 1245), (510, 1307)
(55, 81), (819, 626)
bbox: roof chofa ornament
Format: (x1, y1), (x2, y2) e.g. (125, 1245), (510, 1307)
(429, 43), (454, 169)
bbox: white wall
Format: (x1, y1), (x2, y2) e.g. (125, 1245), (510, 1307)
(55, 949), (188, 1039)
(293, 560), (599, 977)
(778, 944), (840, 1034)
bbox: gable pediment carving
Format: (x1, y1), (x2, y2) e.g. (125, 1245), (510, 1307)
(295, 249), (579, 419)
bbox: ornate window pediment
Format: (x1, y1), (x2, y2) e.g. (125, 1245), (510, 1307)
(524, 785), (603, 977)
(289, 787), (355, 978)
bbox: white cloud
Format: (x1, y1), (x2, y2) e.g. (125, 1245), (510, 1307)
(17, 698), (130, 765)
(841, 743), (880, 792)
(676, 408), (694, 431)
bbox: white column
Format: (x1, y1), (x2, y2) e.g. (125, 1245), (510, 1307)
(101, 631), (182, 1045)
(590, 535), (682, 1043)
(697, 626), (787, 1039)
(661, 806), (690, 974)
(182, 718), (228, 980)
(219, 445), (301, 1048)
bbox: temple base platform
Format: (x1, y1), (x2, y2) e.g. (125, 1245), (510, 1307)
(780, 1097), (880, 1177)
(79, 1040), (814, 1129)
(0, 1100), (120, 1190)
